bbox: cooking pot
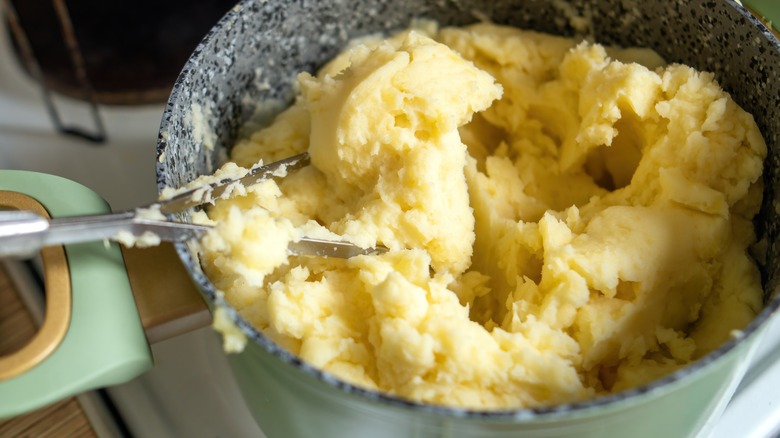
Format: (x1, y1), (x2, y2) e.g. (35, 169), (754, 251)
(2, 0), (780, 436)
(154, 0), (780, 436)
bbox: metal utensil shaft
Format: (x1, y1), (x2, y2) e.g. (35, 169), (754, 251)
(0, 210), (209, 258)
(158, 153), (310, 214)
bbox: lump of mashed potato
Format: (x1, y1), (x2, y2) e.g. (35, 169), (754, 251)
(196, 23), (766, 409)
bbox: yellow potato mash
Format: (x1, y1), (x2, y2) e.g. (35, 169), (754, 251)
(194, 23), (766, 409)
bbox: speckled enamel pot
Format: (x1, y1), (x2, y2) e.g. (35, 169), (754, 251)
(156, 1), (780, 437)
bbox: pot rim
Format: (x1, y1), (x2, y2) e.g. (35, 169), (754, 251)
(158, 0), (780, 421)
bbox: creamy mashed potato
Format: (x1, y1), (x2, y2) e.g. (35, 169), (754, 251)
(195, 23), (766, 409)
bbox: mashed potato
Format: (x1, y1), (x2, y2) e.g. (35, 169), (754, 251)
(194, 23), (766, 409)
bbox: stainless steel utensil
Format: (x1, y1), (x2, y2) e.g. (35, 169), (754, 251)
(0, 153), (385, 259)
(0, 209), (207, 258)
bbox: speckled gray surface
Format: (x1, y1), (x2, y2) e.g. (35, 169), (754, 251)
(156, 0), (780, 422)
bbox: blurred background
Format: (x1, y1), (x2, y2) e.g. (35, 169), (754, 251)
(0, 1), (267, 436)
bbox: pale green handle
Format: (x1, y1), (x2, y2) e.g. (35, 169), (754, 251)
(743, 0), (780, 32)
(0, 170), (152, 419)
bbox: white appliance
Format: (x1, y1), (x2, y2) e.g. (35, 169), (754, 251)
(0, 8), (778, 438)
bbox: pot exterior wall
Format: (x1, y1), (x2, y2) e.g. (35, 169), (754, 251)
(226, 322), (767, 438)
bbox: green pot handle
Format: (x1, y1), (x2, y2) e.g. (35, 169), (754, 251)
(0, 170), (152, 419)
